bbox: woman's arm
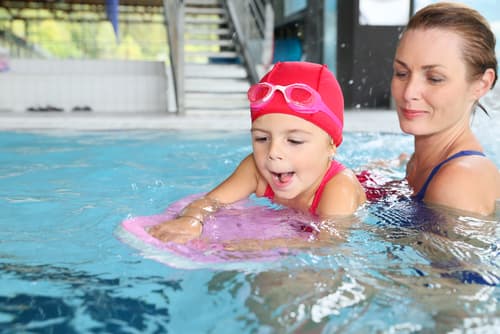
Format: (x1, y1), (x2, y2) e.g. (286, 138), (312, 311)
(149, 154), (262, 243)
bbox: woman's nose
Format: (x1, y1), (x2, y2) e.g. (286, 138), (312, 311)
(403, 76), (421, 102)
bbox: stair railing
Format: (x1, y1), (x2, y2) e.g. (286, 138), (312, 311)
(225, 0), (274, 84)
(0, 29), (49, 59)
(163, 0), (185, 114)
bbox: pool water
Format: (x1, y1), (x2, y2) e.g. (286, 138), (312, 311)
(0, 126), (498, 333)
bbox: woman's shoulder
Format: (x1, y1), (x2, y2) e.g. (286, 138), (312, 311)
(426, 154), (499, 214)
(435, 151), (497, 180)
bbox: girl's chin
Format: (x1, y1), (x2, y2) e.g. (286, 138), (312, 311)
(271, 187), (299, 200)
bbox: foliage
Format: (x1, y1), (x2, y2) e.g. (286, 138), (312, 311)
(0, 8), (168, 61)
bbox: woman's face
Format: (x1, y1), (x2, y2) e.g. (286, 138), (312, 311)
(391, 28), (481, 137)
(251, 113), (334, 200)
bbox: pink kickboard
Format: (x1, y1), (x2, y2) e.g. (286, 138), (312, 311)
(120, 194), (315, 266)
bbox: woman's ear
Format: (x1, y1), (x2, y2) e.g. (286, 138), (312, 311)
(474, 68), (495, 99)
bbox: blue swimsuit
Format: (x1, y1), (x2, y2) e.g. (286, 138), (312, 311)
(413, 150), (486, 201)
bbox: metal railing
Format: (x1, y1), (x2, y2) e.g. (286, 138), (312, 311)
(163, 0), (184, 114)
(225, 0), (273, 83)
(0, 29), (49, 59)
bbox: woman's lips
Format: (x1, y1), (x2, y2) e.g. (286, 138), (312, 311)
(401, 108), (427, 119)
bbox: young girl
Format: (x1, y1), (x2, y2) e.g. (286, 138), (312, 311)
(391, 2), (500, 216)
(150, 61), (366, 243)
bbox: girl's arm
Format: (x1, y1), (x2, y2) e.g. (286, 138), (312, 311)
(206, 154), (262, 203)
(223, 214), (360, 252)
(149, 154), (261, 243)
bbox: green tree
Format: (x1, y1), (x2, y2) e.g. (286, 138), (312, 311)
(34, 20), (82, 58)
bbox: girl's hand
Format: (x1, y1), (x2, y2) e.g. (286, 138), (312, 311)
(149, 216), (202, 243)
(223, 238), (290, 252)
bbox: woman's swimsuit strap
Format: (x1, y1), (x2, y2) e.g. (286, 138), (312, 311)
(413, 150), (485, 201)
(264, 160), (346, 215)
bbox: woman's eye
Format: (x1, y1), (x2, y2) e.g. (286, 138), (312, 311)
(394, 70), (408, 79)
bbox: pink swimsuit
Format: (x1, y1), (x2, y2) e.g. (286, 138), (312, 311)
(263, 160), (346, 215)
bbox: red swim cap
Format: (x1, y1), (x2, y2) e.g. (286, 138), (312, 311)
(250, 61), (344, 146)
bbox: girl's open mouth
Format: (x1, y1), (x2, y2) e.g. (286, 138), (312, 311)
(271, 171), (295, 186)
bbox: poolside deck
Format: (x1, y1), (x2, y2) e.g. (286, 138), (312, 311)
(0, 109), (400, 133)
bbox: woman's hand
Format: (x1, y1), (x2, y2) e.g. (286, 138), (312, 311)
(149, 216), (203, 243)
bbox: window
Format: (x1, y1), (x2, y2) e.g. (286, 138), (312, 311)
(359, 0), (410, 26)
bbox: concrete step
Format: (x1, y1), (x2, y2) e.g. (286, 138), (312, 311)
(185, 92), (248, 109)
(185, 7), (225, 15)
(184, 107), (249, 116)
(185, 0), (222, 6)
(185, 52), (239, 64)
(185, 17), (227, 25)
(185, 78), (250, 93)
(185, 110), (249, 116)
(185, 50), (237, 57)
(185, 39), (234, 47)
(185, 64), (247, 79)
(184, 106), (248, 112)
(184, 27), (231, 36)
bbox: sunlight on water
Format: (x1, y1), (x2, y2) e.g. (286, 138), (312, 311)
(0, 129), (498, 333)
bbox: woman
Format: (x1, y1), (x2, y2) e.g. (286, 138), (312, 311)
(391, 2), (500, 216)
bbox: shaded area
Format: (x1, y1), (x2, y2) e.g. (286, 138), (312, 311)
(367, 193), (500, 286)
(0, 263), (181, 332)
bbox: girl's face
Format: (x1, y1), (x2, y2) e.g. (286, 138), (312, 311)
(391, 28), (482, 137)
(251, 113), (335, 200)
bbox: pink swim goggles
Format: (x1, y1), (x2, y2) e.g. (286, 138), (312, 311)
(247, 82), (341, 128)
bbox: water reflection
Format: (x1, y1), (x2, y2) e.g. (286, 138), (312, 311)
(0, 263), (180, 332)
(204, 181), (500, 333)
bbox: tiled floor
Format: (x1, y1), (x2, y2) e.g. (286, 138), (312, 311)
(0, 109), (401, 133)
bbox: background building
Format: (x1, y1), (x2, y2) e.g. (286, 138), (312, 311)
(1, 0), (499, 113)
(270, 0), (500, 109)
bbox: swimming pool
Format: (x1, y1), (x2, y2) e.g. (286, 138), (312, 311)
(0, 124), (498, 333)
